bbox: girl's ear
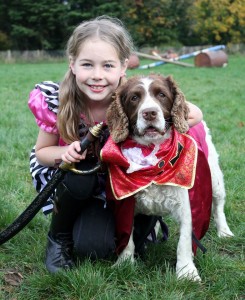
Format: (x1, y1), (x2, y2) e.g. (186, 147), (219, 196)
(69, 56), (75, 74)
(106, 91), (129, 143)
(167, 76), (189, 133)
(120, 58), (129, 78)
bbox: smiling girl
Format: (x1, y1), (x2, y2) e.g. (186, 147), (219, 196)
(28, 16), (203, 273)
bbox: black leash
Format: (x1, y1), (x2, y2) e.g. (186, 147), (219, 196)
(192, 231), (207, 254)
(148, 217), (207, 254)
(0, 123), (103, 246)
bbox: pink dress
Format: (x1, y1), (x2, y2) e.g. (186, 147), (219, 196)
(28, 81), (92, 214)
(28, 81), (109, 214)
(28, 81), (61, 214)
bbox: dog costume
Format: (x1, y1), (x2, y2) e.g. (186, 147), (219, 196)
(101, 122), (212, 254)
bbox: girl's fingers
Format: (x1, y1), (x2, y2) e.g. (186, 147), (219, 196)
(80, 149), (87, 160)
(62, 142), (87, 163)
(73, 141), (81, 153)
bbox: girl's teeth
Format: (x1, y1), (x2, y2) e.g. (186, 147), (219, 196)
(91, 86), (103, 90)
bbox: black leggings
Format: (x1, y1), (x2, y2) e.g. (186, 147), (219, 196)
(62, 160), (116, 259)
(72, 200), (158, 260)
(73, 197), (116, 260)
(61, 160), (157, 260)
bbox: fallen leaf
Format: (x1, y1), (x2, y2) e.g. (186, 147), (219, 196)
(4, 270), (23, 286)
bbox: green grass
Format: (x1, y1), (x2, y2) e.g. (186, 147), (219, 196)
(0, 56), (244, 299)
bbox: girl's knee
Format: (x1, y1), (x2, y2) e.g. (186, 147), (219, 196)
(73, 198), (116, 259)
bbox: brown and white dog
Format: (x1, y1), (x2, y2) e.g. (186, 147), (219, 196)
(104, 74), (233, 281)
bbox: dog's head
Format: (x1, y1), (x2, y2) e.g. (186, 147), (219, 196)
(106, 74), (189, 144)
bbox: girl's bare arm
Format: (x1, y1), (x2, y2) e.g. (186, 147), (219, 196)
(35, 129), (85, 167)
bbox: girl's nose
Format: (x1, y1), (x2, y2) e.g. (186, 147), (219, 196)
(92, 67), (103, 80)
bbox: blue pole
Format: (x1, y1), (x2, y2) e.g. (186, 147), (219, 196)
(138, 45), (225, 69)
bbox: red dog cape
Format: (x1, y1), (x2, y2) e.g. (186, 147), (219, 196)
(101, 129), (197, 199)
(101, 122), (212, 254)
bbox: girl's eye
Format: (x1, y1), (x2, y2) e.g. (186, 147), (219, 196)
(82, 63), (92, 68)
(104, 63), (113, 69)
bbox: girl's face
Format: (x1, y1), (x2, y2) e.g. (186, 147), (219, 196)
(70, 38), (128, 104)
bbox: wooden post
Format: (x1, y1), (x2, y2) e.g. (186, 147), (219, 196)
(135, 51), (194, 68)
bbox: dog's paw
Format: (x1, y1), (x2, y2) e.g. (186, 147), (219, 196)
(112, 251), (135, 268)
(176, 263), (201, 282)
(217, 227), (234, 238)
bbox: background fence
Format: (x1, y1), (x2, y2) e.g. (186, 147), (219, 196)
(0, 44), (244, 63)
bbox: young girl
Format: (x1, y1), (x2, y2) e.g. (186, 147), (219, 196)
(28, 16), (203, 273)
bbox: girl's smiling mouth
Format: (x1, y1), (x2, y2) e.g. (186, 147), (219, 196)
(88, 84), (107, 93)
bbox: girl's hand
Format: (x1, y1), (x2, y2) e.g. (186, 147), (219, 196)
(61, 141), (87, 163)
(187, 102), (203, 127)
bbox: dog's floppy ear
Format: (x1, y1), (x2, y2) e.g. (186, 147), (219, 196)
(106, 91), (129, 143)
(167, 76), (189, 133)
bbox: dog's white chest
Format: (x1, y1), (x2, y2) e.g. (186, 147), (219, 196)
(135, 184), (187, 216)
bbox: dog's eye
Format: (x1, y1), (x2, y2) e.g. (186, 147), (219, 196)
(158, 92), (165, 98)
(131, 95), (139, 101)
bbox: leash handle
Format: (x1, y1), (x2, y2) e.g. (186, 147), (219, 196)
(60, 122), (103, 174)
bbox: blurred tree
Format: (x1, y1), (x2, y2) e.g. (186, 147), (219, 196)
(0, 31), (11, 50)
(0, 0), (11, 48)
(0, 0), (244, 50)
(64, 0), (124, 36)
(1, 0), (69, 50)
(121, 0), (181, 47)
(187, 0), (245, 45)
(228, 0), (245, 43)
(167, 0), (195, 46)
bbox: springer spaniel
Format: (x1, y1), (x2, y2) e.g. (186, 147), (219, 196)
(103, 74), (234, 281)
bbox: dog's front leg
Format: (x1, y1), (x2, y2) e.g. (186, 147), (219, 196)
(175, 189), (201, 282)
(113, 230), (135, 266)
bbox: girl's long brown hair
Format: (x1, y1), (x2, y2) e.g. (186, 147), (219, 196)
(57, 16), (134, 144)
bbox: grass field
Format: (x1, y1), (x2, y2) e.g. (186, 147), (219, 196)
(0, 55), (244, 299)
